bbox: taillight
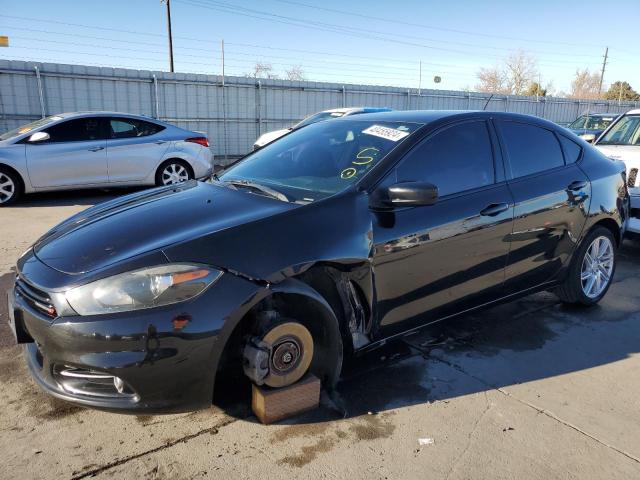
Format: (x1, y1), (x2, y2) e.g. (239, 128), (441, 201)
(185, 137), (209, 147)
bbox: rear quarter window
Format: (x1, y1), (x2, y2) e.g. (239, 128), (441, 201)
(497, 121), (565, 178)
(558, 135), (583, 163)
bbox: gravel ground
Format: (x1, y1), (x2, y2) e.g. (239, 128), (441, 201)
(1, 188), (639, 479)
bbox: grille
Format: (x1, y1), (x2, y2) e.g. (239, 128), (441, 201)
(628, 168), (638, 188)
(15, 278), (56, 318)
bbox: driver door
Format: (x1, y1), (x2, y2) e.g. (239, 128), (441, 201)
(371, 120), (514, 336)
(25, 117), (108, 188)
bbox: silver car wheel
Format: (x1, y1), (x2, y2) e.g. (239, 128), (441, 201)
(161, 163), (190, 185)
(580, 235), (614, 298)
(0, 173), (15, 204)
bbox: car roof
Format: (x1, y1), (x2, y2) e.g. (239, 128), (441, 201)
(338, 110), (570, 130)
(324, 107), (392, 115)
(625, 109), (640, 115)
(53, 111), (158, 121)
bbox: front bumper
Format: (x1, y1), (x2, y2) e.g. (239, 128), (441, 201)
(9, 271), (265, 413)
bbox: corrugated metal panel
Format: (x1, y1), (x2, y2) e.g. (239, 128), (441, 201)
(1, 59), (639, 162)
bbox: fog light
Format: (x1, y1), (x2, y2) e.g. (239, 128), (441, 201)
(113, 376), (125, 394)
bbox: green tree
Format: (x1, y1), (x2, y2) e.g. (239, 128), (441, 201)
(525, 82), (547, 97)
(604, 81), (640, 101)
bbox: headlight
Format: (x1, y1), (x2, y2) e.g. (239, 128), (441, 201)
(65, 264), (222, 315)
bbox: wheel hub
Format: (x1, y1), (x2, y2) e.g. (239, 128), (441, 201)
(581, 235), (614, 298)
(271, 339), (302, 374)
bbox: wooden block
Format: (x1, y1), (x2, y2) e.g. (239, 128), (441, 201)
(252, 374), (320, 424)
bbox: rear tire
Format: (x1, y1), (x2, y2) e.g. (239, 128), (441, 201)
(0, 167), (23, 206)
(155, 159), (193, 186)
(555, 226), (616, 306)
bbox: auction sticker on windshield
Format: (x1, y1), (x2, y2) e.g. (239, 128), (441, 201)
(363, 125), (410, 142)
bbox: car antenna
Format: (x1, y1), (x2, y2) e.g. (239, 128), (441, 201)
(483, 94), (494, 111)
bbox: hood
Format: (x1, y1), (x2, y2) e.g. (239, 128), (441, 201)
(595, 144), (640, 195)
(34, 181), (297, 275)
(594, 144), (640, 165)
(570, 128), (603, 137)
(254, 129), (289, 147)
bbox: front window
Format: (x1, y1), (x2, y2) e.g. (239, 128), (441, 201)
(220, 120), (422, 203)
(599, 115), (640, 146)
(0, 115), (63, 141)
(293, 111), (345, 129)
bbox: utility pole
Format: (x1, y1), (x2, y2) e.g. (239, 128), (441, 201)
(162, 0), (175, 72)
(597, 46), (608, 98)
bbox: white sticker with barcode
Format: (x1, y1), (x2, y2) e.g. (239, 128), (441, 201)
(362, 125), (409, 142)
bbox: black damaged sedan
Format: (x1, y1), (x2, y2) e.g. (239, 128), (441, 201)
(7, 111), (628, 413)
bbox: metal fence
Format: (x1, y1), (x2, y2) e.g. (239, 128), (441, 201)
(1, 59), (638, 164)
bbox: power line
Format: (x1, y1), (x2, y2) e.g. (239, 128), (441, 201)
(178, 0), (604, 60)
(270, 0), (606, 49)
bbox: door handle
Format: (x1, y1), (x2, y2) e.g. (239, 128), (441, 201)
(480, 203), (509, 217)
(154, 141), (166, 145)
(88, 146), (104, 152)
(567, 180), (588, 191)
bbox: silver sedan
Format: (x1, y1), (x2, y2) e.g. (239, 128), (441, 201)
(0, 112), (213, 205)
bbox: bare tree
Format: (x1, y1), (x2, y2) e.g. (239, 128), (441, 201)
(285, 65), (305, 81)
(504, 50), (538, 95)
(475, 66), (508, 94)
(248, 62), (279, 79)
(569, 69), (602, 99)
(476, 50), (539, 95)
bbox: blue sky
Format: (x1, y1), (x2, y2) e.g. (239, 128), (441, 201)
(0, 0), (638, 94)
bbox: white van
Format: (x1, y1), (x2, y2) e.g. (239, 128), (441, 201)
(594, 109), (640, 234)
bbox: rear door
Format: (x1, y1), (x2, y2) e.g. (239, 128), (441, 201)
(372, 120), (515, 336)
(495, 120), (590, 293)
(105, 117), (169, 183)
(26, 117), (108, 188)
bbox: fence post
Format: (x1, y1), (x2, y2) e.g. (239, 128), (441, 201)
(256, 80), (262, 137)
(542, 98), (546, 119)
(467, 92), (471, 109)
(341, 86), (346, 108)
(406, 89), (410, 110)
(152, 75), (159, 118)
(34, 66), (46, 118)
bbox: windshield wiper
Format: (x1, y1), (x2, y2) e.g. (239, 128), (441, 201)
(223, 179), (290, 202)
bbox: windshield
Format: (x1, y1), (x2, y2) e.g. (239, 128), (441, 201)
(293, 111), (346, 129)
(220, 120), (422, 202)
(0, 115), (63, 141)
(599, 115), (640, 146)
(569, 115), (615, 130)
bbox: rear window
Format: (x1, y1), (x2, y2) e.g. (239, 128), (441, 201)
(498, 121), (565, 178)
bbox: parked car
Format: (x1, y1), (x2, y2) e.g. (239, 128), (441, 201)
(594, 109), (640, 234)
(0, 112), (213, 205)
(567, 113), (618, 143)
(8, 111), (627, 413)
(252, 107), (392, 150)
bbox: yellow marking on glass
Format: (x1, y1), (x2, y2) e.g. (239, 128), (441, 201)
(340, 167), (357, 179)
(353, 147), (380, 165)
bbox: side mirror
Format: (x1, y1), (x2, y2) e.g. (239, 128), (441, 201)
(580, 133), (596, 143)
(370, 181), (438, 209)
(27, 131), (50, 143)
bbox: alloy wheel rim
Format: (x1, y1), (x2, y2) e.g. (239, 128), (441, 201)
(580, 236), (614, 298)
(161, 164), (189, 185)
(0, 173), (15, 204)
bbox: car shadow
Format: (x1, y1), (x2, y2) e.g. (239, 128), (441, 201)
(5, 187), (146, 208)
(222, 240), (640, 424)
